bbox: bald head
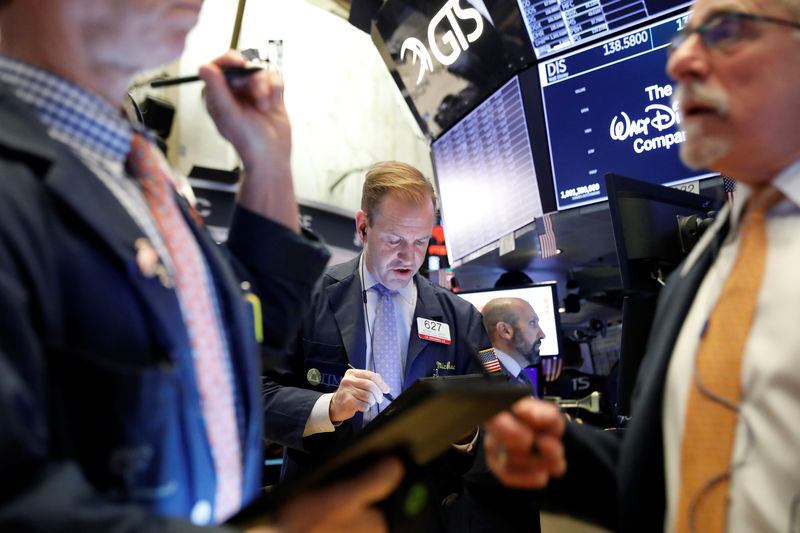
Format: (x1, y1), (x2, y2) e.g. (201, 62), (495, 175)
(483, 298), (523, 345)
(482, 297), (545, 367)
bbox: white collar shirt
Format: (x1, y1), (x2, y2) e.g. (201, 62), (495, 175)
(494, 348), (522, 379)
(663, 159), (800, 533)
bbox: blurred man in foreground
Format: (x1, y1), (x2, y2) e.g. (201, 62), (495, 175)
(485, 1), (800, 531)
(0, 1), (400, 531)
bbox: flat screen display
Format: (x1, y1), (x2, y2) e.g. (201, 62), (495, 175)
(432, 76), (554, 265)
(534, 11), (716, 210)
(517, 0), (691, 59)
(372, 0), (535, 139)
(457, 282), (562, 357)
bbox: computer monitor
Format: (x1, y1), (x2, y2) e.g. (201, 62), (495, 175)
(517, 0), (691, 59)
(534, 10), (717, 210)
(456, 282), (562, 357)
(606, 172), (722, 415)
(606, 172), (720, 294)
(431, 75), (555, 266)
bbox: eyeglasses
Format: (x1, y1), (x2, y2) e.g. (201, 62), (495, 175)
(667, 11), (800, 55)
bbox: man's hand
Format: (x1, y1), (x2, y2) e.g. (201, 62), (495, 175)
(484, 397), (567, 489)
(329, 368), (391, 423)
(198, 50), (299, 232)
(245, 457), (404, 533)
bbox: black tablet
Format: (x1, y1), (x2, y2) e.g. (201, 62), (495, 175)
(228, 373), (529, 530)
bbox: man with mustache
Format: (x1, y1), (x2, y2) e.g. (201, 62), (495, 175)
(483, 0), (800, 532)
(262, 161), (493, 532)
(0, 0), (405, 532)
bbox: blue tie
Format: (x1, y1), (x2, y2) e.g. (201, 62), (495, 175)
(372, 283), (403, 408)
(517, 368), (536, 394)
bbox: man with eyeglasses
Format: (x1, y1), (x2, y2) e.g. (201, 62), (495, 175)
(481, 1), (800, 532)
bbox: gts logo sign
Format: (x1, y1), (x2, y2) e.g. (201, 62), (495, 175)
(400, 0), (484, 85)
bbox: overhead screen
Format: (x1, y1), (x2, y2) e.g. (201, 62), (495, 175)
(536, 10), (716, 210)
(374, 1), (718, 265)
(517, 0), (692, 59)
(431, 76), (554, 265)
(457, 283), (562, 357)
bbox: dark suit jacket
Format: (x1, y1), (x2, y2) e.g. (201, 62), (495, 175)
(0, 82), (329, 532)
(263, 256), (491, 474)
(449, 357), (542, 533)
(536, 210), (731, 532)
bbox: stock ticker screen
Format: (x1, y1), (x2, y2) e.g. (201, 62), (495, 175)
(533, 11), (715, 210)
(517, 0), (692, 59)
(432, 76), (550, 264)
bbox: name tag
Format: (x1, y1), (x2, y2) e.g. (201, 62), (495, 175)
(417, 317), (451, 344)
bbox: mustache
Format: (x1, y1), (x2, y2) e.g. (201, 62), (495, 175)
(672, 82), (729, 115)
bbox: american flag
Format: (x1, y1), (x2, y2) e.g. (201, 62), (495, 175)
(477, 348), (502, 373)
(537, 213), (557, 259)
(722, 176), (736, 205)
(540, 356), (563, 382)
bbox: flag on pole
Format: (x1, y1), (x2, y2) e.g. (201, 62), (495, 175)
(477, 348), (502, 373)
(537, 213), (557, 259)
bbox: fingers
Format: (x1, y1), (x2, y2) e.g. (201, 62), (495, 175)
(196, 50), (293, 174)
(511, 396), (566, 439)
(485, 411), (535, 460)
(197, 50), (248, 121)
(345, 368), (391, 396)
(277, 457), (404, 533)
(243, 68), (284, 112)
(198, 49), (285, 131)
(330, 369), (390, 422)
(483, 398), (567, 490)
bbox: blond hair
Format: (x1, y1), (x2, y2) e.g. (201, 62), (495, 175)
(361, 161), (437, 223)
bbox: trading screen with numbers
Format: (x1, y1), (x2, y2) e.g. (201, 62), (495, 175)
(517, 0), (692, 59)
(534, 11), (716, 210)
(432, 76), (550, 264)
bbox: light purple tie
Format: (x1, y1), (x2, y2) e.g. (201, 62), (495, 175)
(372, 283), (403, 408)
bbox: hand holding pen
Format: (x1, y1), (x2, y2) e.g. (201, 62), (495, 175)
(348, 363), (396, 402)
(195, 50), (299, 232)
(328, 364), (395, 423)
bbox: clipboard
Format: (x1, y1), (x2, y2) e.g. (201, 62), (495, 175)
(227, 373), (530, 530)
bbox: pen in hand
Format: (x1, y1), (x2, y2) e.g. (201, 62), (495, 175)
(347, 363), (396, 402)
(149, 65), (264, 88)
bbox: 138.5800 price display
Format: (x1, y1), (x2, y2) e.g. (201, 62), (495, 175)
(603, 30), (649, 56)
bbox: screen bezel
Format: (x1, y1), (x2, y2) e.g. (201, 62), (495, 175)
(456, 282), (563, 357)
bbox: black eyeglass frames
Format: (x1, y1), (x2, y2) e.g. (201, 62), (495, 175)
(667, 11), (800, 55)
